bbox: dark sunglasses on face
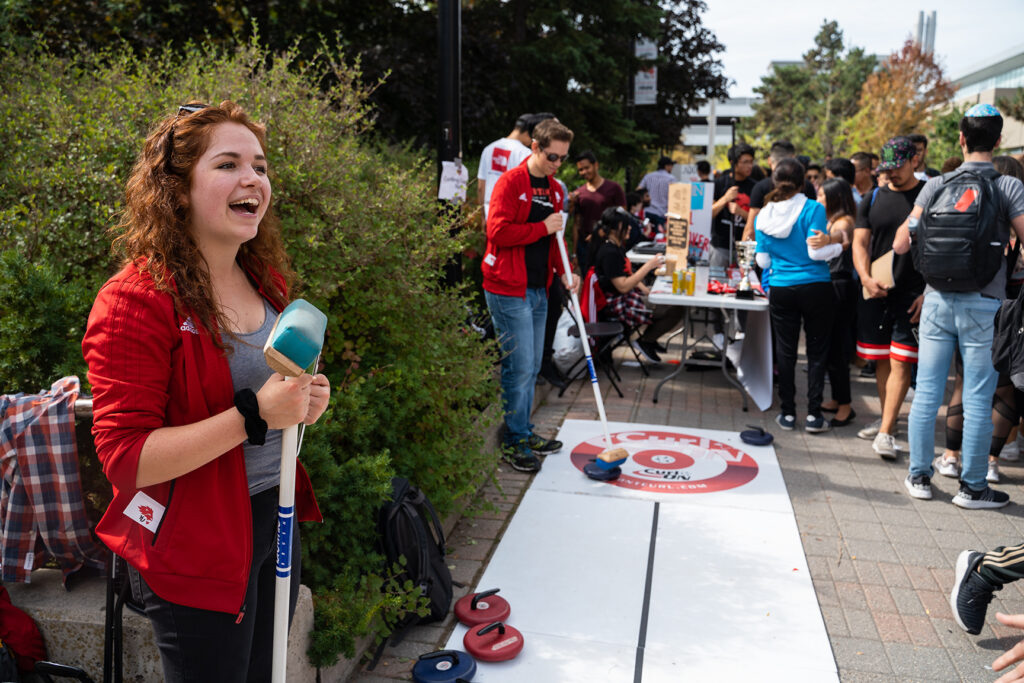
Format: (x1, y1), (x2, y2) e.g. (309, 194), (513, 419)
(165, 103), (210, 173)
(544, 151), (568, 163)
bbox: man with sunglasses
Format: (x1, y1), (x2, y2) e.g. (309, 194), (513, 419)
(483, 119), (579, 473)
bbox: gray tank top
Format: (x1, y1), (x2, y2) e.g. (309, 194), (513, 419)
(225, 298), (283, 495)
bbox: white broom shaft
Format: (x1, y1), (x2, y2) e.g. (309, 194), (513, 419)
(554, 220), (613, 450)
(272, 422), (299, 683)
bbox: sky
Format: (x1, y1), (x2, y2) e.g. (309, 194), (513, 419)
(699, 1), (1024, 98)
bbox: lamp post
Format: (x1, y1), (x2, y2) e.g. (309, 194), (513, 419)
(438, 0), (462, 287)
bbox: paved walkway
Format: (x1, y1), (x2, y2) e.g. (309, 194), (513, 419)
(350, 342), (1024, 682)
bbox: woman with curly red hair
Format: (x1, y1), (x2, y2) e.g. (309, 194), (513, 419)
(82, 101), (330, 682)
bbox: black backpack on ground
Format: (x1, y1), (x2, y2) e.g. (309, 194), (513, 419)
(369, 477), (454, 668)
(912, 166), (1005, 292)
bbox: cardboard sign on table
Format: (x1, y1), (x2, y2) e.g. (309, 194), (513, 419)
(665, 183), (691, 267)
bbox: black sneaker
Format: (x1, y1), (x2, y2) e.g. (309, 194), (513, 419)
(859, 360), (876, 378)
(952, 483), (1010, 509)
(950, 550), (1001, 635)
(633, 340), (662, 363)
(538, 363), (567, 390)
(527, 433), (562, 454)
(501, 445), (541, 473)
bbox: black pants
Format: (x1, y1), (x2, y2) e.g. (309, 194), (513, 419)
(133, 487), (302, 683)
(826, 278), (857, 405)
(770, 281), (834, 417)
(542, 278), (565, 368)
(980, 542), (1024, 586)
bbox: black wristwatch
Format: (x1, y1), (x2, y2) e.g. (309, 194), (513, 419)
(234, 389), (268, 446)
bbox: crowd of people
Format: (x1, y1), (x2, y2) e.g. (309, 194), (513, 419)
(475, 104), (1024, 660)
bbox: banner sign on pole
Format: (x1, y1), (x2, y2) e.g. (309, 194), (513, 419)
(634, 39), (658, 106)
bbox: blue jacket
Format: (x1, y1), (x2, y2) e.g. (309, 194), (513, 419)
(755, 195), (831, 288)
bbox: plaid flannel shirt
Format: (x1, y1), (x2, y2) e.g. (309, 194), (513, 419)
(0, 376), (106, 584)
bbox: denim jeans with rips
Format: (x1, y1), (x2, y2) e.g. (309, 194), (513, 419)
(485, 287), (548, 446)
(909, 291), (1000, 490)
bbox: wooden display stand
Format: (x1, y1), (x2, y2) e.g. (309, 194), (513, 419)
(665, 183), (691, 268)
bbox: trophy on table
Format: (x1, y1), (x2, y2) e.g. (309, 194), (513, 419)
(734, 240), (758, 300)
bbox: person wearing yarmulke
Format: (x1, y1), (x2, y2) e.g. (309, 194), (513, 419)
(893, 103), (1024, 508)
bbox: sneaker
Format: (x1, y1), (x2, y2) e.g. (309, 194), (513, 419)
(987, 460), (1000, 484)
(633, 340), (662, 363)
(859, 361), (876, 378)
(904, 473), (933, 499)
(538, 364), (567, 390)
(805, 415), (831, 433)
(712, 333), (725, 350)
(999, 439), (1020, 462)
(857, 418), (883, 440)
(775, 413), (796, 431)
(528, 433), (562, 454)
(501, 445), (542, 473)
(951, 550), (1001, 635)
(873, 432), (898, 460)
(952, 483), (1010, 510)
(933, 455), (960, 478)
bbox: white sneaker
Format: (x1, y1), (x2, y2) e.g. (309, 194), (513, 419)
(1000, 440), (1020, 462)
(857, 418), (882, 440)
(987, 460), (1001, 484)
(933, 455), (961, 478)
(873, 432), (898, 460)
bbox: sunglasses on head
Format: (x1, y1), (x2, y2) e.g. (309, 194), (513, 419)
(165, 103), (210, 173)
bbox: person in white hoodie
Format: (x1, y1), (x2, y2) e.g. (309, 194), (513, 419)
(755, 158), (841, 433)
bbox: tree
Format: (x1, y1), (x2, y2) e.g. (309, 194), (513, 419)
(0, 0), (730, 174)
(925, 102), (968, 169)
(741, 20), (875, 160)
(841, 39), (956, 153)
(997, 88), (1024, 121)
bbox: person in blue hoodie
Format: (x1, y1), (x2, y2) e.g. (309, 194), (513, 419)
(755, 157), (840, 434)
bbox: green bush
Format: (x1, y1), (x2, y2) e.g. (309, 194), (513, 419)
(0, 37), (499, 665)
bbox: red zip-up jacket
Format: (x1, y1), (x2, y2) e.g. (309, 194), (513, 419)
(482, 159), (566, 297)
(82, 262), (322, 615)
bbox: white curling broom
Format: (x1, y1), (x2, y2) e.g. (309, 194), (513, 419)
(263, 299), (328, 683)
(554, 213), (628, 480)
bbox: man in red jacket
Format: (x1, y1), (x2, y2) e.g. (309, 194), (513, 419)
(483, 118), (580, 472)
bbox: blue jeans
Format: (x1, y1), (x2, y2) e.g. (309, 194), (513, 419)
(485, 287), (548, 445)
(909, 291), (1000, 490)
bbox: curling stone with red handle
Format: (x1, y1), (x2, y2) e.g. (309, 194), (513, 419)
(463, 621), (524, 662)
(454, 588), (511, 626)
(412, 650), (477, 683)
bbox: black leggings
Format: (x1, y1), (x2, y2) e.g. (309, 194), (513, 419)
(825, 278), (857, 406)
(133, 487), (301, 683)
(770, 281), (835, 417)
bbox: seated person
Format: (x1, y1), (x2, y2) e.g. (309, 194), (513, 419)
(625, 192), (654, 244)
(591, 207), (685, 362)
